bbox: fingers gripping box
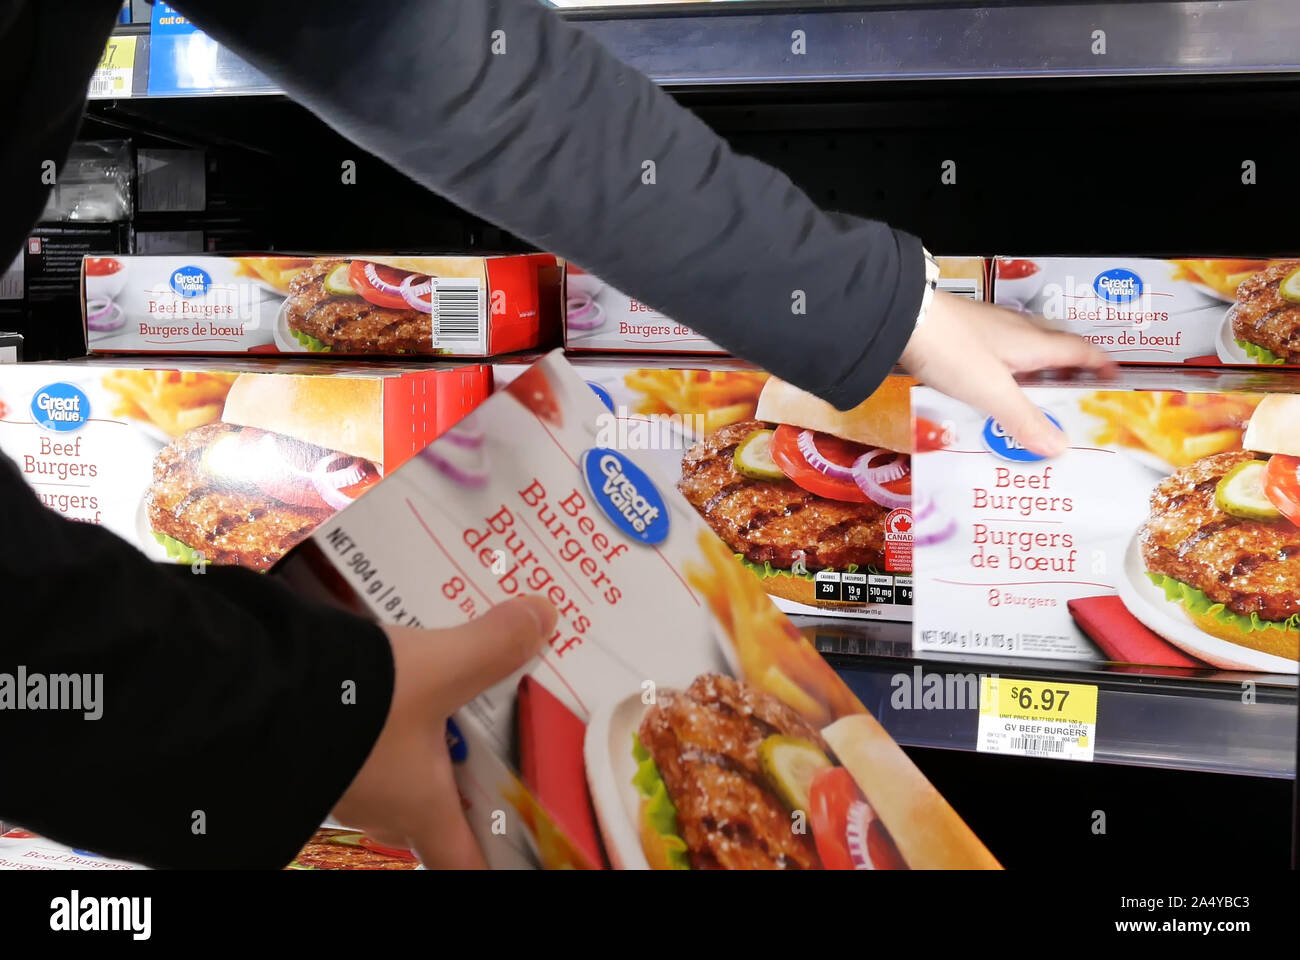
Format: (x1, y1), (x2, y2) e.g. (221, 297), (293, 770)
(0, 358), (489, 571)
(275, 351), (999, 870)
(911, 368), (1300, 673)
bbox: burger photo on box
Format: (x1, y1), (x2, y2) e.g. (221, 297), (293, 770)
(144, 374), (383, 571)
(1119, 394), (1300, 670)
(678, 376), (915, 610)
(1225, 260), (1300, 365)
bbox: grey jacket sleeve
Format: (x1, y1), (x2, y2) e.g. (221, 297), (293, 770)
(176, 0), (924, 410)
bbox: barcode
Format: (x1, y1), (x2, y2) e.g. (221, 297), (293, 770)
(88, 75), (116, 98)
(1009, 736), (1064, 754)
(432, 278), (483, 344)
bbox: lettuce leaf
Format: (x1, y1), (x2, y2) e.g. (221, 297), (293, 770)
(631, 734), (690, 870)
(1235, 338), (1287, 365)
(1146, 572), (1300, 635)
(290, 328), (332, 353)
(153, 532), (208, 566)
(734, 554), (864, 582)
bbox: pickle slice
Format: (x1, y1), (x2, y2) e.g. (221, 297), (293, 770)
(757, 735), (833, 812)
(733, 428), (785, 482)
(1281, 267), (1300, 304)
(1215, 460), (1282, 521)
(324, 263), (359, 296)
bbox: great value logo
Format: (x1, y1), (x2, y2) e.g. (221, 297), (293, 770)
(1092, 267), (1143, 304)
(982, 411), (1063, 462)
(31, 383), (90, 432)
(580, 447), (669, 544)
(169, 265), (212, 298)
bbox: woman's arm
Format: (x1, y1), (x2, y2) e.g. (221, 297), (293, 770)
(176, 0), (923, 410)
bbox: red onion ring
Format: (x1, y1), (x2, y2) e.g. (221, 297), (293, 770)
(86, 298), (124, 331)
(311, 453), (367, 511)
(419, 444), (488, 488)
(913, 494), (937, 524)
(399, 273), (433, 314)
(913, 515), (957, 547)
(852, 452), (911, 509)
(859, 449), (910, 484)
(796, 430), (856, 481)
(441, 423), (485, 449)
(845, 801), (876, 869)
(566, 293), (604, 330)
(363, 262), (405, 297)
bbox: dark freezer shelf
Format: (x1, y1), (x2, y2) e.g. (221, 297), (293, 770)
(804, 616), (1298, 779)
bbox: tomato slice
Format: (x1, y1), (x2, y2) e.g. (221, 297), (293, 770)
(348, 260), (413, 310)
(506, 365), (562, 426)
(807, 767), (862, 871)
(1264, 454), (1300, 527)
(358, 837), (419, 860)
(914, 417), (951, 453)
(769, 425), (870, 502)
(339, 463), (382, 500)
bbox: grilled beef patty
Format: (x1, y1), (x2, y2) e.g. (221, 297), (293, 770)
(147, 422), (329, 571)
(1139, 450), (1300, 623)
(638, 674), (827, 870)
(286, 259), (431, 353)
(678, 419), (887, 571)
(1231, 260), (1300, 362)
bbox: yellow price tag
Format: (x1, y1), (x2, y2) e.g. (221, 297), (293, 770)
(89, 35), (137, 99)
(977, 676), (1098, 761)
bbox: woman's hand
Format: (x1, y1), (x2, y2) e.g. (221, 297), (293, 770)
(331, 595), (558, 869)
(899, 291), (1117, 456)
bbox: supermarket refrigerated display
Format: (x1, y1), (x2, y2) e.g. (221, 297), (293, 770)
(27, 0), (1300, 868)
(87, 0), (1300, 100)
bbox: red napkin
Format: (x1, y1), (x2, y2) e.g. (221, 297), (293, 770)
(1069, 595), (1207, 668)
(1183, 355), (1225, 366)
(516, 676), (608, 869)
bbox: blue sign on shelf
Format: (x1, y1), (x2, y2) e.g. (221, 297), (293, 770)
(147, 1), (276, 97)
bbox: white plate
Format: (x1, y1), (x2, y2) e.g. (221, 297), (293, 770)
(1185, 280), (1238, 304)
(583, 691), (654, 871)
(1116, 535), (1297, 672)
(1215, 305), (1255, 364)
(135, 498), (176, 563)
(273, 298), (312, 353)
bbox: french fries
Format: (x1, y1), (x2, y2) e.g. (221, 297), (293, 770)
(685, 531), (865, 727)
(1168, 259), (1272, 299)
(622, 369), (769, 434)
(1080, 390), (1262, 467)
(101, 369), (239, 437)
(231, 256), (314, 293)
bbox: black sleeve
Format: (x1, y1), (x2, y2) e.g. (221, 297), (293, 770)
(175, 0), (923, 409)
(0, 452), (395, 869)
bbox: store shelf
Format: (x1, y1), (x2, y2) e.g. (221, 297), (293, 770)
(86, 0), (1300, 101)
(803, 617), (1298, 779)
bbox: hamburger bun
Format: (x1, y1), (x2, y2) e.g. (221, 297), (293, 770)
(821, 714), (1001, 870)
(1180, 605), (1299, 661)
(756, 375), (916, 454)
(1243, 395), (1300, 458)
(221, 374), (385, 464)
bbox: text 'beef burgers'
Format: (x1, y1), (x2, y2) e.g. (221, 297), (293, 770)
(678, 376), (913, 609)
(147, 374), (383, 570)
(1140, 393), (1300, 660)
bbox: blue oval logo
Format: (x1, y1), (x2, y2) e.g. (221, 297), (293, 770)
(587, 381), (614, 413)
(1093, 267), (1142, 304)
(169, 265), (212, 298)
(31, 383), (90, 432)
(445, 717), (467, 763)
(581, 448), (670, 545)
(982, 411), (1063, 462)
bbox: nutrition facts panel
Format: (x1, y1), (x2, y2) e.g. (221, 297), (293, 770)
(816, 571), (913, 605)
